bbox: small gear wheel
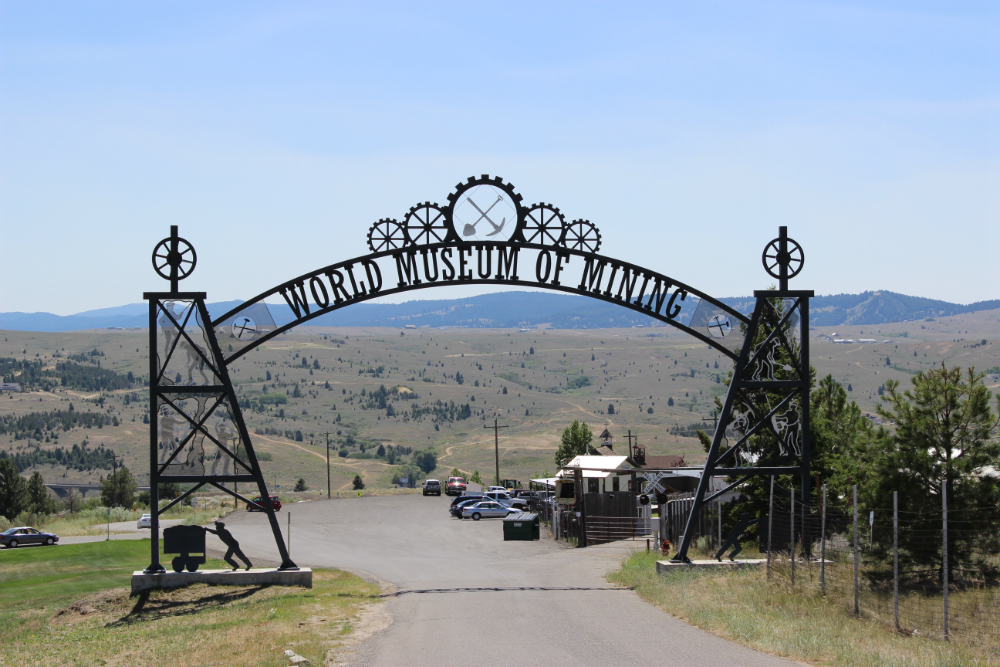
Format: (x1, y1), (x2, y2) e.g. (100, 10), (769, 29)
(404, 202), (449, 245)
(762, 236), (804, 280)
(367, 218), (407, 252)
(521, 203), (565, 245)
(152, 235), (196, 281)
(562, 219), (602, 253)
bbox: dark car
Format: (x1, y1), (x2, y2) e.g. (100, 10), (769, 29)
(450, 497), (486, 518)
(247, 495), (282, 512)
(449, 493), (483, 509)
(1, 526), (59, 548)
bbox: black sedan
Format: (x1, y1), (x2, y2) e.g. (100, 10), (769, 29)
(1, 526), (60, 548)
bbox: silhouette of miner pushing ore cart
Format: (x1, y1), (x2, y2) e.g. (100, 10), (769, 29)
(163, 522), (253, 573)
(164, 524), (207, 573)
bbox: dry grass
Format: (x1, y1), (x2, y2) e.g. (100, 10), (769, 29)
(609, 550), (1000, 666)
(1, 549), (381, 667)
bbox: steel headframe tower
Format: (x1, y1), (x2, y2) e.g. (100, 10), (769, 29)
(672, 226), (813, 563)
(143, 226), (296, 573)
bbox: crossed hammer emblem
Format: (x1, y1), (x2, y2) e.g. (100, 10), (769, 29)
(462, 194), (506, 237)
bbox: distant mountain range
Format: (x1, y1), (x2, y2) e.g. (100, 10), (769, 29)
(2, 291), (998, 333)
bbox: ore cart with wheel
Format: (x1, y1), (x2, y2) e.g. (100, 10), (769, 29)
(163, 524), (207, 572)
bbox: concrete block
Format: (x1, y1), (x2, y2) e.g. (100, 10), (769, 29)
(284, 650), (310, 665)
(131, 568), (312, 595)
(656, 559), (765, 573)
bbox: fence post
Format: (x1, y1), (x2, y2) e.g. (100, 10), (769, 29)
(717, 500), (722, 554)
(790, 486), (796, 588)
(767, 477), (774, 579)
(943, 479), (949, 640)
(853, 485), (859, 617)
(892, 490), (899, 632)
(820, 484), (827, 595)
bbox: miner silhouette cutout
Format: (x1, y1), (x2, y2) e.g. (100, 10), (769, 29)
(716, 513), (760, 562)
(205, 521), (252, 571)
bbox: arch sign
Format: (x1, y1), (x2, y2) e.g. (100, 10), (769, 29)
(141, 175), (813, 573)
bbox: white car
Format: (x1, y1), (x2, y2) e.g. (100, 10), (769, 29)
(137, 513), (152, 529)
(487, 486), (507, 493)
(461, 501), (519, 521)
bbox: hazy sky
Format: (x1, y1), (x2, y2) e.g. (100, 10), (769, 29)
(1, 1), (997, 315)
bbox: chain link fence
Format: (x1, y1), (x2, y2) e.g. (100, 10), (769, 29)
(766, 482), (1000, 647)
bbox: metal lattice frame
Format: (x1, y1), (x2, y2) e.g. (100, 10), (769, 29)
(143, 187), (811, 571)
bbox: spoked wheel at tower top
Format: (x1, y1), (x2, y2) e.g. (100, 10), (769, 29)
(141, 174), (812, 570)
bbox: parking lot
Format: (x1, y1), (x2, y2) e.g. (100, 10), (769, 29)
(221, 492), (794, 666)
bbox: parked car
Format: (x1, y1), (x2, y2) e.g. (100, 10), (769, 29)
(247, 495), (282, 512)
(450, 497), (486, 518)
(445, 477), (467, 496)
(137, 513), (152, 529)
(484, 490), (527, 510)
(422, 479), (442, 496)
(462, 501), (519, 521)
(1, 526), (59, 548)
(487, 486), (507, 493)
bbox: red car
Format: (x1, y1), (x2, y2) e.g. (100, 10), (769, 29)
(247, 495), (282, 512)
(446, 477), (467, 496)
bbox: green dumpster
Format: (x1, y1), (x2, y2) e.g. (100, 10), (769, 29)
(503, 512), (540, 541)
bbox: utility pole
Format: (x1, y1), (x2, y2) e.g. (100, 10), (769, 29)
(322, 432), (333, 499)
(624, 430), (637, 456)
(484, 419), (509, 487)
(111, 454), (124, 508)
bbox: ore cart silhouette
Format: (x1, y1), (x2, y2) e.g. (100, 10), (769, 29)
(163, 524), (207, 572)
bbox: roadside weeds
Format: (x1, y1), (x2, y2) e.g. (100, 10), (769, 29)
(608, 550), (998, 667)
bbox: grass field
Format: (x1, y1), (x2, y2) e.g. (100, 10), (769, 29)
(0, 540), (381, 666)
(2, 307), (999, 493)
(609, 551), (999, 666)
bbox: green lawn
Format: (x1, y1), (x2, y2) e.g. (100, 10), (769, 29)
(0, 540), (381, 667)
(0, 540), (227, 611)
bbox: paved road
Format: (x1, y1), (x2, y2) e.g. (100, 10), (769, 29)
(221, 495), (797, 666)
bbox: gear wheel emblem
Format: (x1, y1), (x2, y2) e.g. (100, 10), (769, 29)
(446, 175), (524, 243)
(404, 203), (449, 245)
(521, 203), (565, 246)
(367, 218), (407, 252)
(561, 219), (602, 253)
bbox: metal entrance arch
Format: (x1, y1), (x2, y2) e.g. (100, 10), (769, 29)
(142, 175), (812, 572)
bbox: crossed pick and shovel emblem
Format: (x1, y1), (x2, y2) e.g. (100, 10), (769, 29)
(463, 195), (506, 237)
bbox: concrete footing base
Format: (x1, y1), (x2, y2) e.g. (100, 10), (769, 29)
(131, 568), (312, 595)
(656, 558), (765, 573)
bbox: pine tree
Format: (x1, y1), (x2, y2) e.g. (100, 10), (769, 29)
(0, 459), (27, 520)
(352, 475), (365, 490)
(27, 471), (54, 515)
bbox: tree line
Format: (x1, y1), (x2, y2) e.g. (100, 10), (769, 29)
(0, 443), (117, 473)
(0, 358), (137, 392)
(0, 409), (116, 440)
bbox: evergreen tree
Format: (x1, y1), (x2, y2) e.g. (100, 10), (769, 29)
(376, 444), (386, 458)
(352, 474), (365, 490)
(861, 365), (1000, 580)
(27, 471), (54, 515)
(100, 466), (137, 508)
(0, 459), (27, 520)
(294, 477), (308, 492)
(607, 404), (615, 415)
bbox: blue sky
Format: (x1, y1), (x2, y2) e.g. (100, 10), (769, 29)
(1, 1), (997, 315)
